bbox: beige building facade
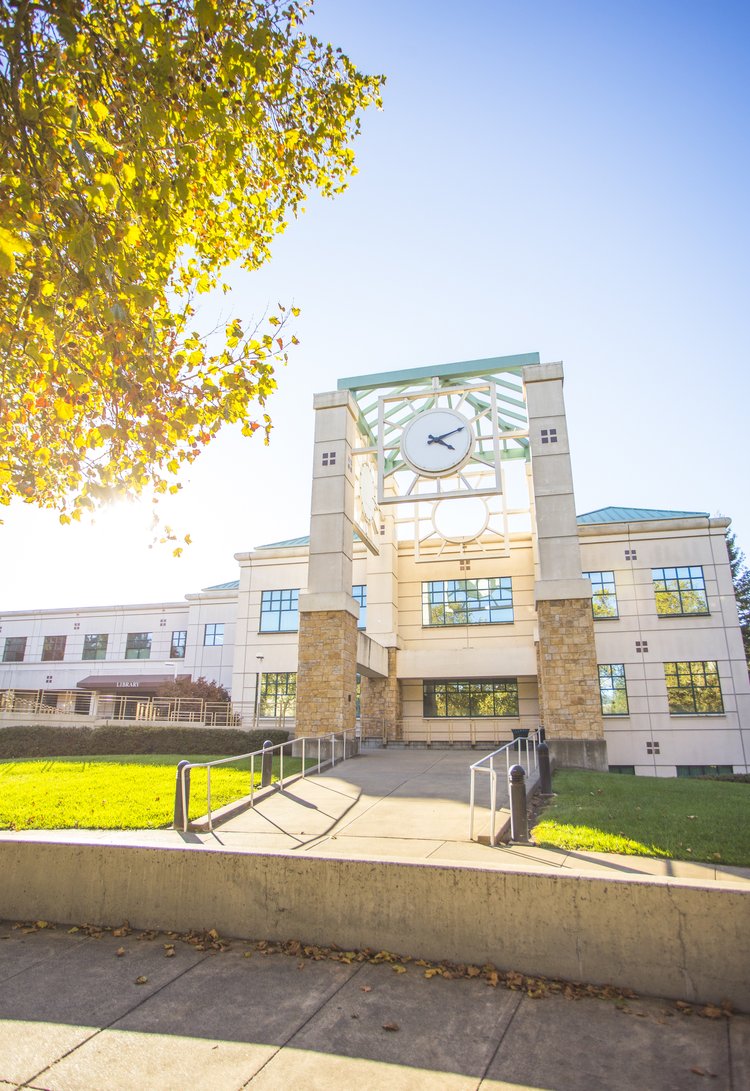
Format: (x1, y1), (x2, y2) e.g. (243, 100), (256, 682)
(1, 354), (748, 776)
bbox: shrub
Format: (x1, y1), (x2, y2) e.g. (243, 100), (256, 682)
(0, 725), (290, 759)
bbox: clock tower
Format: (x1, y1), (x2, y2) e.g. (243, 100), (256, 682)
(295, 354), (606, 770)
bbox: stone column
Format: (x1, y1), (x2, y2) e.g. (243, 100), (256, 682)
(295, 391), (359, 736)
(523, 362), (607, 771)
(360, 648), (402, 740)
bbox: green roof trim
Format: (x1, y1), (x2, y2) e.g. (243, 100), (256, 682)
(337, 353), (540, 392)
(257, 531), (365, 550)
(256, 535), (311, 549)
(577, 507), (710, 526)
(203, 579), (240, 590)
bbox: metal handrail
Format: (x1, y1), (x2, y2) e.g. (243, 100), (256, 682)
(176, 730), (352, 833)
(468, 732), (539, 844)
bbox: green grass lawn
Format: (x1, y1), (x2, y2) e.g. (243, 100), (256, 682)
(532, 770), (750, 867)
(0, 754), (307, 830)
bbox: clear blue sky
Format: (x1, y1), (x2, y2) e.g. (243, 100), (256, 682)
(2, 0), (748, 609)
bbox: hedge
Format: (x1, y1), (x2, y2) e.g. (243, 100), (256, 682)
(0, 725), (291, 759)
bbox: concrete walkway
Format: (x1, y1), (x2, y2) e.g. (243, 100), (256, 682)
(1, 922), (748, 1091)
(1, 748), (749, 884)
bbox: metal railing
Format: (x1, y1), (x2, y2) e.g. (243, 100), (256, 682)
(0, 689), (297, 729)
(468, 732), (540, 845)
(175, 730), (354, 833)
(359, 716), (536, 748)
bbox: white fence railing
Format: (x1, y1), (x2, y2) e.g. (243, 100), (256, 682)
(0, 689), (295, 731)
(175, 730), (355, 833)
(468, 733), (540, 845)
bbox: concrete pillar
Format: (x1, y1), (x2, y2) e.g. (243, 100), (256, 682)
(523, 362), (607, 771)
(359, 504), (400, 739)
(296, 391), (360, 736)
(360, 648), (402, 740)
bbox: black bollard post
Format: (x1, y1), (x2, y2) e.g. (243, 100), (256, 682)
(173, 760), (191, 831)
(538, 741), (553, 795)
(538, 724), (546, 743)
(261, 740), (274, 787)
(508, 763), (529, 843)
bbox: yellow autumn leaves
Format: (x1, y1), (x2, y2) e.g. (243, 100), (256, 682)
(0, 1), (383, 520)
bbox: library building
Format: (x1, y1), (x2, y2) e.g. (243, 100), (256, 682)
(1, 354), (748, 778)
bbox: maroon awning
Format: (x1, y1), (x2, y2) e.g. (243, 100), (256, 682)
(76, 674), (182, 692)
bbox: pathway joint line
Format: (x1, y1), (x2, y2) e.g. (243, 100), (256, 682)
(20, 947), (214, 1090)
(239, 957), (367, 1087)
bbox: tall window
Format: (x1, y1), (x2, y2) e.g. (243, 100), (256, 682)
(422, 578), (513, 627)
(204, 623), (224, 647)
(260, 589), (299, 633)
(170, 631), (187, 658)
(82, 633), (108, 661)
(583, 571), (618, 619)
(41, 635), (67, 662)
(2, 636), (27, 663)
(652, 567), (708, 616)
(664, 661), (723, 714)
(260, 672), (297, 717)
(598, 664), (629, 715)
(125, 632), (152, 660)
(423, 679), (519, 718)
(352, 585), (367, 630)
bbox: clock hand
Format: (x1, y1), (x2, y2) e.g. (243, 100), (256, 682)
(427, 426), (464, 445)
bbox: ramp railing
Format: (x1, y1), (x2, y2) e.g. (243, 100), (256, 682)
(174, 730), (355, 833)
(468, 732), (539, 845)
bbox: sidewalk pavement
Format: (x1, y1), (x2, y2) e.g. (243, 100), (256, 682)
(1, 922), (748, 1090)
(2, 749), (748, 886)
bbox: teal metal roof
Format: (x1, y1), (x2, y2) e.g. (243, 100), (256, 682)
(256, 536), (311, 549)
(203, 579), (240, 590)
(577, 507), (710, 526)
(256, 532), (365, 550)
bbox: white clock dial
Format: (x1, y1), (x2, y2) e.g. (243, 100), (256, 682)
(400, 408), (474, 478)
(359, 460), (378, 522)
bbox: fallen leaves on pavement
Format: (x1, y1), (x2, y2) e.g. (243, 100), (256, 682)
(9, 919), (734, 1015)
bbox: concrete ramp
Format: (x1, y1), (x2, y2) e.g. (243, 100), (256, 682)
(215, 749), (531, 859)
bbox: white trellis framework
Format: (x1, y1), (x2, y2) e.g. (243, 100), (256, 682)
(339, 354), (538, 562)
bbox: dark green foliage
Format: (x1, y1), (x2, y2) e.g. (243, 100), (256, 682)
(727, 531), (750, 665)
(155, 676), (231, 702)
(0, 725), (289, 759)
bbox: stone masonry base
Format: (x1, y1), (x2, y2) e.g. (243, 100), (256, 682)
(296, 609), (358, 736)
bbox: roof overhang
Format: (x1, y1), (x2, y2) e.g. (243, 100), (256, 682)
(76, 674), (185, 691)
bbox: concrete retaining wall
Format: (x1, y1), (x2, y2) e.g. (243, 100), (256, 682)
(1, 840), (748, 1010)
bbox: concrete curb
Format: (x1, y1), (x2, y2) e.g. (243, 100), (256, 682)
(2, 839), (748, 1011)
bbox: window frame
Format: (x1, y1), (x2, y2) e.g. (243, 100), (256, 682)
(652, 566), (709, 617)
(260, 672), (297, 717)
(203, 623), (225, 647)
(676, 765), (733, 778)
(664, 660), (724, 715)
(423, 678), (519, 718)
(421, 578), (513, 628)
(125, 632), (152, 660)
(352, 585), (367, 631)
(82, 633), (108, 661)
(41, 634), (67, 662)
(259, 589), (300, 633)
(170, 630), (187, 658)
(583, 570), (619, 619)
(2, 636), (27, 663)
(598, 663), (629, 716)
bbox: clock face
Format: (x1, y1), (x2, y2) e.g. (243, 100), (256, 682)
(359, 460), (378, 522)
(400, 408), (474, 478)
